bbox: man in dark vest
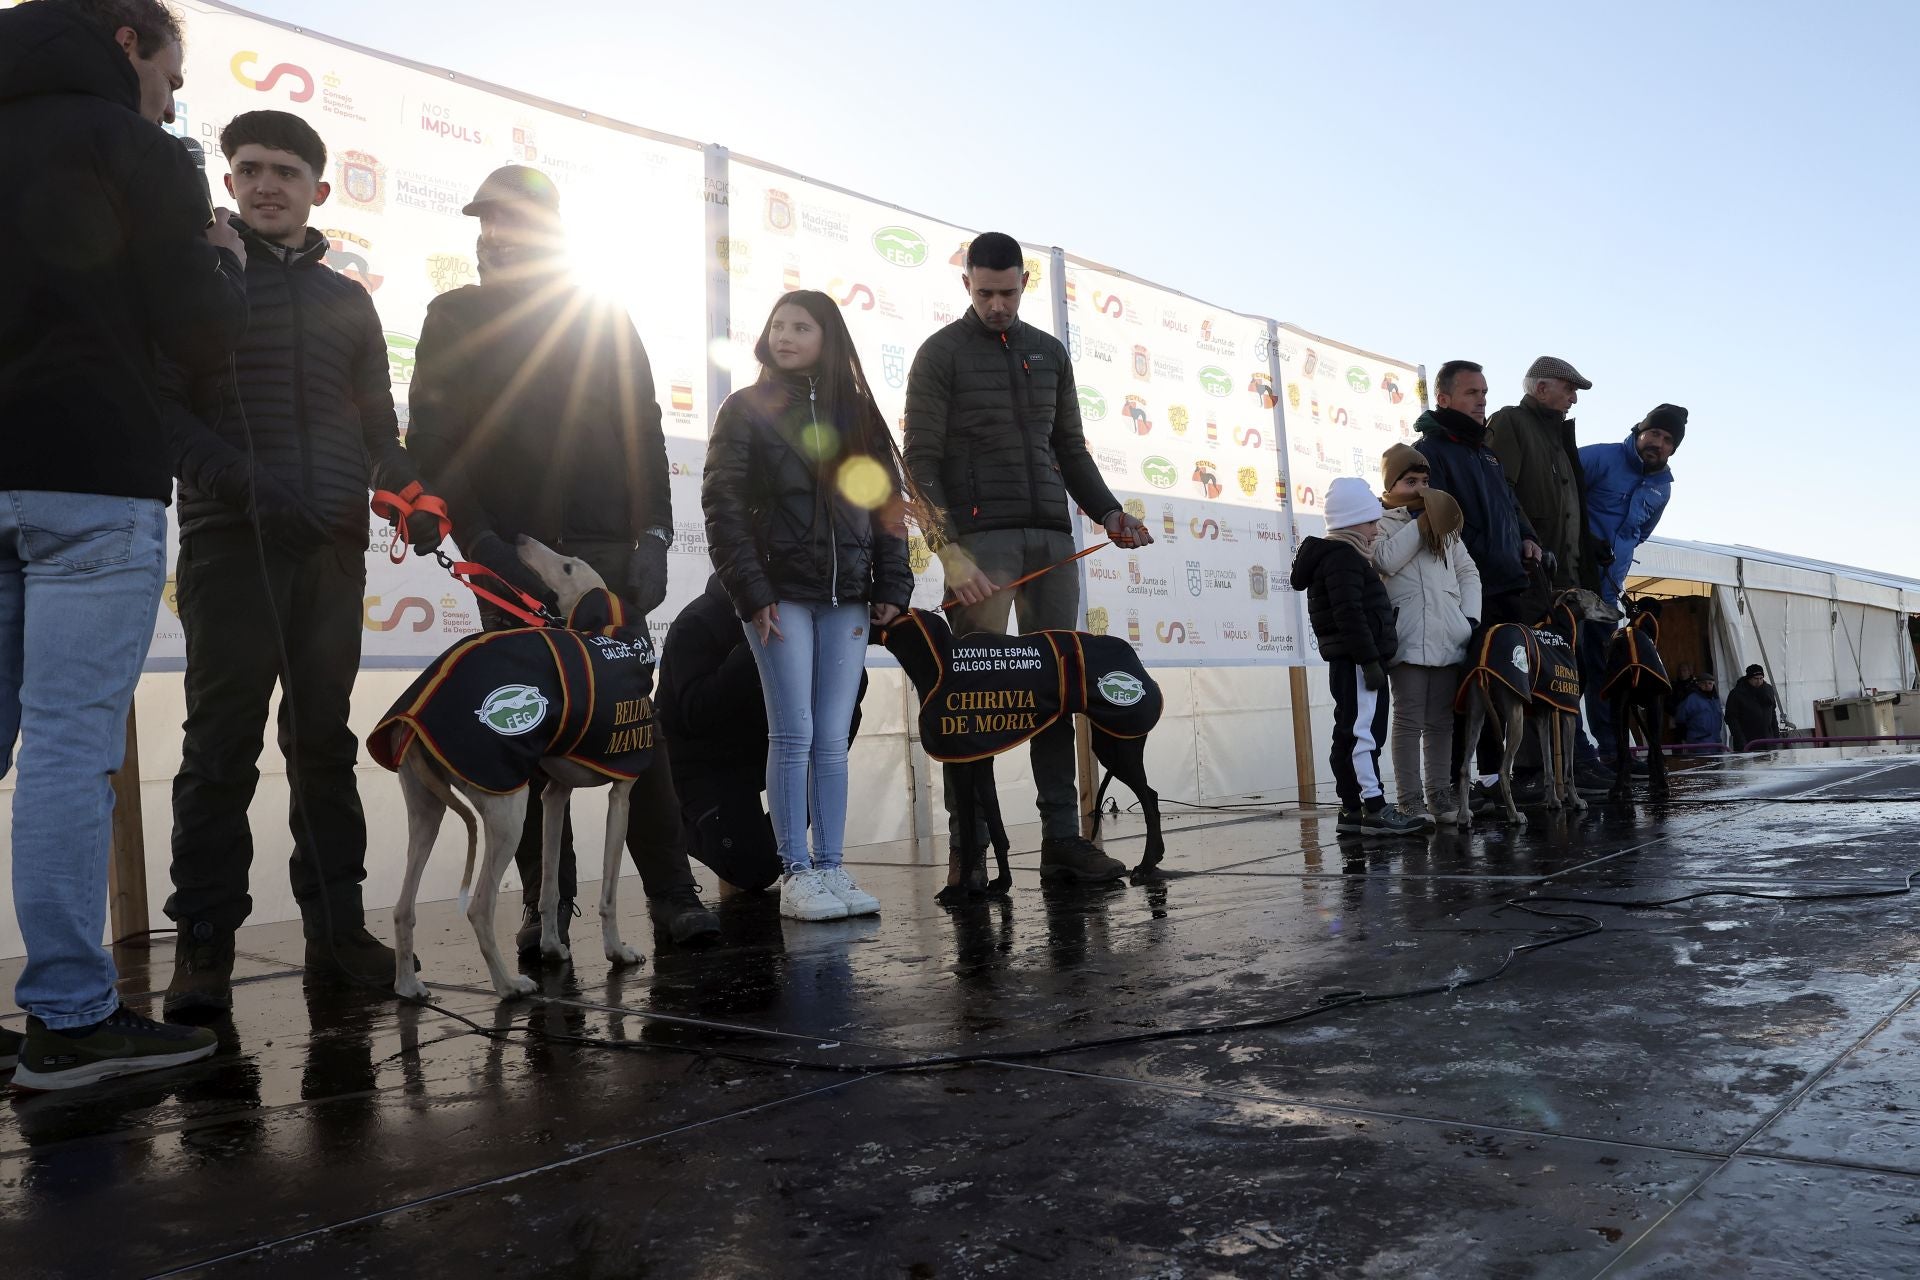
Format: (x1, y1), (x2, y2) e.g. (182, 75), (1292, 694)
(408, 164), (720, 953)
(903, 231), (1153, 885)
(161, 111), (446, 1016)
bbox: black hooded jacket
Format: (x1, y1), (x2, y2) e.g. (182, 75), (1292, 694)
(1289, 536), (1396, 664)
(1414, 408), (1537, 599)
(0, 3), (247, 500)
(166, 225), (418, 544)
(406, 272), (670, 549)
(902, 311), (1120, 541)
(701, 376), (913, 619)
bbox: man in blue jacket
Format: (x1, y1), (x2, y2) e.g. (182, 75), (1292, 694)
(1577, 403), (1684, 762)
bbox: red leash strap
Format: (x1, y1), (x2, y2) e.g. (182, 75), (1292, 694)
(370, 484), (454, 564)
(939, 541), (1110, 612)
(443, 556), (557, 629)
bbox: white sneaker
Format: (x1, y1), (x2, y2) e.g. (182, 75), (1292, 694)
(817, 867), (880, 917)
(780, 869), (848, 921)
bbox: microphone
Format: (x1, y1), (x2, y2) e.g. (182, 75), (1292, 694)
(179, 135), (214, 227)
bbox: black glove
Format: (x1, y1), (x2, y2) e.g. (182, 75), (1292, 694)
(465, 531), (556, 606)
(1595, 546), (1616, 568)
(1467, 617), (1480, 632)
(237, 466), (331, 553)
(626, 535), (669, 618)
(1362, 661), (1386, 692)
(403, 509), (445, 556)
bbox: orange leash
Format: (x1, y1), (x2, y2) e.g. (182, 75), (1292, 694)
(939, 541), (1110, 612)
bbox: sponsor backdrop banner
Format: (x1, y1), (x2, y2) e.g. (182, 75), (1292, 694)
(124, 0), (1416, 669)
(1064, 261), (1301, 663)
(719, 161), (1054, 614)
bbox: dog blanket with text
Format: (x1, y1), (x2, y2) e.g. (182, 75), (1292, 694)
(896, 613), (1161, 763)
(367, 588), (659, 793)
(1599, 613), (1670, 699)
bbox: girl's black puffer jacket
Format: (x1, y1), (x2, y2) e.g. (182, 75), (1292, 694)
(701, 375), (913, 620)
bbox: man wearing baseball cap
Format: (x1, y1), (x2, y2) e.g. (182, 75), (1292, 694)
(1487, 356), (1594, 594)
(407, 164), (722, 951)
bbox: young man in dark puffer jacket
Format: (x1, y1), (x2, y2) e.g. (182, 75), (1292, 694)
(903, 232), (1154, 883)
(161, 111), (446, 1015)
(1290, 478), (1425, 836)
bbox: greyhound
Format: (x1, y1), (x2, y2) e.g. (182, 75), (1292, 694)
(879, 608), (1166, 903)
(373, 538), (648, 1001)
(1456, 587), (1618, 827)
(1605, 597), (1673, 802)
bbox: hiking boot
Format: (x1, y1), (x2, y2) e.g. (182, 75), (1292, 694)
(11, 1003), (217, 1092)
(1, 1025), (22, 1072)
(780, 868), (849, 921)
(1574, 760), (1617, 793)
(515, 900), (578, 958)
(1038, 835), (1126, 882)
(1362, 803), (1429, 837)
(1396, 801), (1438, 832)
(1468, 782), (1500, 815)
(816, 867), (880, 917)
(304, 926), (405, 990)
(648, 883), (722, 945)
(1335, 808), (1366, 834)
(1429, 790), (1462, 825)
(163, 921), (236, 1018)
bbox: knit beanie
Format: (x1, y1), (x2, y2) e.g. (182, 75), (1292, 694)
(1324, 476), (1385, 530)
(1381, 442), (1429, 491)
(1636, 403), (1688, 448)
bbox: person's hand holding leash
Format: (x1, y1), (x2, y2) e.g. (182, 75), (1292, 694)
(941, 548), (996, 607)
(1104, 509), (1154, 549)
(871, 603), (902, 627)
(403, 509), (445, 556)
(751, 602), (783, 645)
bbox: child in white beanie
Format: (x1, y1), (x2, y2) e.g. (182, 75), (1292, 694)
(1288, 477), (1425, 836)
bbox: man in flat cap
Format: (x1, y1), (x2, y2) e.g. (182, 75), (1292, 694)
(1487, 356), (1594, 595)
(407, 164), (722, 952)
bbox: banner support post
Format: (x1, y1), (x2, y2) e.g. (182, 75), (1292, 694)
(1266, 319), (1314, 807)
(703, 144), (732, 416)
(1052, 246), (1103, 842)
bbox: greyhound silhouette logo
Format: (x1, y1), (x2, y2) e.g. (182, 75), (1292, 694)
(477, 685), (549, 736)
(1096, 672), (1147, 707)
(1511, 644), (1531, 675)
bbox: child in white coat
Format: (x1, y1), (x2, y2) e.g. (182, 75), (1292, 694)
(1376, 444), (1481, 824)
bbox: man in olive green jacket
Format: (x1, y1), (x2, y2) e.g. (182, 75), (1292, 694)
(1487, 356), (1594, 593)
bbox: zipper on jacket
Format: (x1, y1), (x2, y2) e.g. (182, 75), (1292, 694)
(285, 252), (314, 508)
(811, 376), (838, 608)
(999, 330), (1042, 529)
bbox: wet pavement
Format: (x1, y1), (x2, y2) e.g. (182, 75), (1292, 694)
(5, 752), (1920, 1278)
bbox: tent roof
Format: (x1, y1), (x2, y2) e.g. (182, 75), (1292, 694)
(1643, 536), (1920, 596)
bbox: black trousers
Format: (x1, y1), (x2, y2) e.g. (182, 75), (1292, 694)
(1328, 659), (1390, 811)
(167, 529), (369, 936)
(677, 767), (781, 893)
(482, 538), (699, 908)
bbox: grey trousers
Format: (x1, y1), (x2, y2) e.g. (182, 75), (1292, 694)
(940, 528), (1082, 844)
(1389, 662), (1459, 809)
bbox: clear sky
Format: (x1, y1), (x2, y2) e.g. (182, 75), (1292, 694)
(224, 0), (1916, 576)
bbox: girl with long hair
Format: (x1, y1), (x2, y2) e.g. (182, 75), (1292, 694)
(701, 291), (927, 920)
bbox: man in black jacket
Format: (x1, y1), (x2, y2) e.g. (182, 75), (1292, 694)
(160, 111), (445, 1016)
(1413, 360), (1545, 795)
(903, 232), (1153, 883)
(1725, 664), (1784, 751)
(408, 164), (720, 949)
(0, 0), (248, 1089)
(657, 575), (867, 896)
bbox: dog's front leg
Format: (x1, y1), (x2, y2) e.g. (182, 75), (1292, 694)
(600, 779), (642, 966)
(1536, 713), (1563, 813)
(1609, 694), (1633, 801)
(1647, 706), (1670, 799)
(470, 794), (538, 999)
(1563, 715), (1587, 812)
(538, 778), (572, 963)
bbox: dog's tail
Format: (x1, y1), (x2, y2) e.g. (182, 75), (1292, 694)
(412, 762), (480, 911)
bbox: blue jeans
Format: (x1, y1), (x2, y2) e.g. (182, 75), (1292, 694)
(743, 600), (868, 873)
(0, 492), (166, 1028)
